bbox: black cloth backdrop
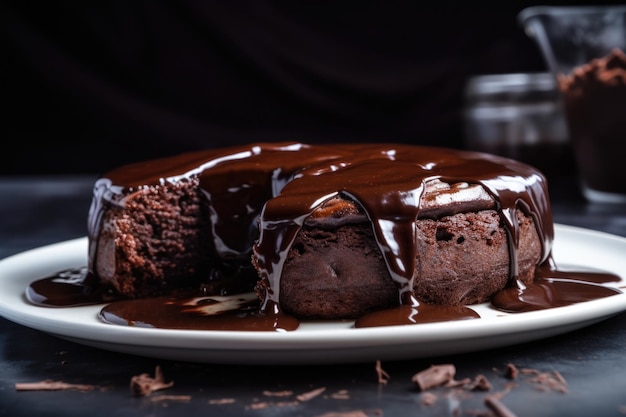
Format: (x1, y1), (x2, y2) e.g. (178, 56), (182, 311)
(2, 1), (558, 175)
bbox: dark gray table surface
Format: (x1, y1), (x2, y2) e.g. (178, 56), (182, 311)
(1, 174), (626, 417)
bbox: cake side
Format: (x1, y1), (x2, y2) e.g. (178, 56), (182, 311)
(92, 178), (214, 298)
(412, 209), (540, 306)
(254, 197), (541, 320)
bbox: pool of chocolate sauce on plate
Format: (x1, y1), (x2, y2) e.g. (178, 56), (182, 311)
(23, 143), (625, 331)
(25, 263), (623, 331)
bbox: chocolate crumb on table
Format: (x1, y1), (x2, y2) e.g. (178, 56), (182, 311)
(208, 398), (236, 405)
(130, 365), (174, 397)
(485, 395), (518, 417)
(520, 368), (568, 393)
(403, 362), (572, 415)
(15, 380), (97, 392)
(263, 390), (294, 397)
(375, 360), (390, 385)
(11, 358), (569, 417)
(296, 387), (326, 402)
(467, 374), (492, 391)
(504, 363), (519, 379)
(247, 400), (300, 410)
(148, 394), (192, 402)
(412, 364), (457, 391)
(330, 389), (350, 400)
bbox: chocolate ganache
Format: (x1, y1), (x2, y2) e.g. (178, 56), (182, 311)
(25, 142), (623, 330)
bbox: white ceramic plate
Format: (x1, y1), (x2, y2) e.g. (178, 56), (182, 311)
(1, 224), (625, 365)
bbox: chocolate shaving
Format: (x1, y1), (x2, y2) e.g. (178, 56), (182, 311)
(15, 380), (96, 392)
(296, 387), (326, 402)
(375, 360), (390, 385)
(467, 374), (492, 391)
(148, 394), (191, 402)
(443, 377), (471, 388)
(330, 389), (350, 400)
(247, 401), (299, 410)
(412, 364), (456, 391)
(130, 365), (174, 397)
(484, 395), (518, 417)
(407, 363), (570, 416)
(209, 398), (236, 405)
(263, 390), (294, 397)
(552, 371), (568, 387)
(531, 371), (568, 393)
(504, 363), (519, 380)
(520, 368), (568, 393)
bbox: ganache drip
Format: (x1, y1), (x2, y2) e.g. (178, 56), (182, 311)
(249, 143), (553, 310)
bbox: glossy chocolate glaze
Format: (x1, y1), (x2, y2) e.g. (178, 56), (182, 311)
(25, 142), (624, 331)
(251, 143), (553, 310)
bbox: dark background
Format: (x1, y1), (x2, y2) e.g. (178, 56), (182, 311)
(1, 1), (609, 176)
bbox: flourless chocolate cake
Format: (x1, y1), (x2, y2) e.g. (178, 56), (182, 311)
(87, 142), (553, 320)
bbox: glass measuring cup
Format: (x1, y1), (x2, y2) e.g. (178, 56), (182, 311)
(518, 6), (626, 203)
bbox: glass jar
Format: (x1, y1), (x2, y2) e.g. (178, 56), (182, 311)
(463, 72), (575, 177)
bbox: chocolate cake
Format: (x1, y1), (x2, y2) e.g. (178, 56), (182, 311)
(87, 142), (553, 320)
